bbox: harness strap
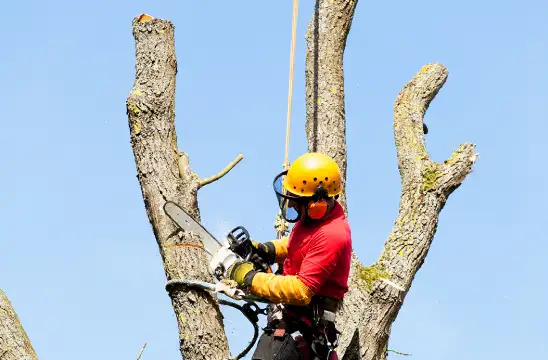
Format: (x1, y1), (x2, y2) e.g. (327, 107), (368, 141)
(321, 309), (336, 323)
(291, 330), (311, 359)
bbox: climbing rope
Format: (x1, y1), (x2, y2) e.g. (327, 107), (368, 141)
(277, 0), (299, 239)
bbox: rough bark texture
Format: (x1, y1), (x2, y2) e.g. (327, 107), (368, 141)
(340, 64), (476, 360)
(126, 15), (230, 360)
(304, 0), (362, 354)
(305, 0), (358, 213)
(0, 290), (38, 360)
(304, 2), (477, 358)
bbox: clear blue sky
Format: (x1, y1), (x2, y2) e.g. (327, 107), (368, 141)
(1, 1), (546, 359)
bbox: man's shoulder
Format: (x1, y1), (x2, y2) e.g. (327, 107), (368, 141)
(317, 218), (351, 245)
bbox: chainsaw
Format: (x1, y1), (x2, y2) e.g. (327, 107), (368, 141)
(163, 203), (275, 360)
(163, 200), (272, 285)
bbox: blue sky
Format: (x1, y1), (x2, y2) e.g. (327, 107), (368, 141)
(1, 0), (546, 359)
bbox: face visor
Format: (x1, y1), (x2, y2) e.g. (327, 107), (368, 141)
(273, 170), (307, 223)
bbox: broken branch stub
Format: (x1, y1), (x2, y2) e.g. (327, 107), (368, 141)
(198, 154), (244, 189)
(135, 342), (147, 360)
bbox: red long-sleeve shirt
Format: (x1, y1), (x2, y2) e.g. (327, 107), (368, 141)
(282, 202), (352, 299)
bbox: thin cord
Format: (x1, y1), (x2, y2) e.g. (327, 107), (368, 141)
(278, 0), (299, 239)
(284, 0), (299, 170)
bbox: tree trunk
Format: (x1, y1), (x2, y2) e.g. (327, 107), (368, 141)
(304, 2), (478, 359)
(305, 0), (358, 213)
(126, 14), (231, 360)
(0, 289), (38, 360)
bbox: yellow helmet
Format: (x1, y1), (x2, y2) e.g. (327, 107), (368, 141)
(282, 152), (343, 197)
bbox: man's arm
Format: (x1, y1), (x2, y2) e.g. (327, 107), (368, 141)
(238, 228), (346, 305)
(248, 273), (314, 306)
(252, 236), (289, 264)
(266, 236), (289, 263)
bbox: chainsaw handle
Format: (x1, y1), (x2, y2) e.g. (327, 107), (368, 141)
(228, 227), (252, 256)
(227, 226), (273, 274)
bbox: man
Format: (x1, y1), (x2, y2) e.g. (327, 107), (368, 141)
(213, 152), (352, 360)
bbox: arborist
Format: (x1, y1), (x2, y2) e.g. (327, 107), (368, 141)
(211, 152), (352, 360)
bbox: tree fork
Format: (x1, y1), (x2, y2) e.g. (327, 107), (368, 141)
(126, 14), (235, 360)
(343, 63), (476, 360)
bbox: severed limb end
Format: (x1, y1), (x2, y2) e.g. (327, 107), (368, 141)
(197, 154), (244, 189)
(437, 143), (478, 196)
(137, 14), (154, 22)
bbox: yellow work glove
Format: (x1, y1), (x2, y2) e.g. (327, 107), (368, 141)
(227, 261), (256, 286)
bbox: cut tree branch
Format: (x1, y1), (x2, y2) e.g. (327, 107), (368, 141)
(197, 154), (244, 188)
(0, 289), (38, 360)
(126, 14), (230, 360)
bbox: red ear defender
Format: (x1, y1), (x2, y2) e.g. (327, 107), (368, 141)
(307, 199), (328, 219)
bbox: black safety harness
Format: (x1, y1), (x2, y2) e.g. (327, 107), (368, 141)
(267, 296), (341, 360)
(166, 278), (340, 360)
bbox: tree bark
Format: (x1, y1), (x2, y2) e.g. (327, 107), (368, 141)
(304, 2), (477, 359)
(304, 0), (362, 355)
(305, 0), (358, 213)
(341, 64), (476, 360)
(126, 14), (230, 360)
(0, 289), (38, 360)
